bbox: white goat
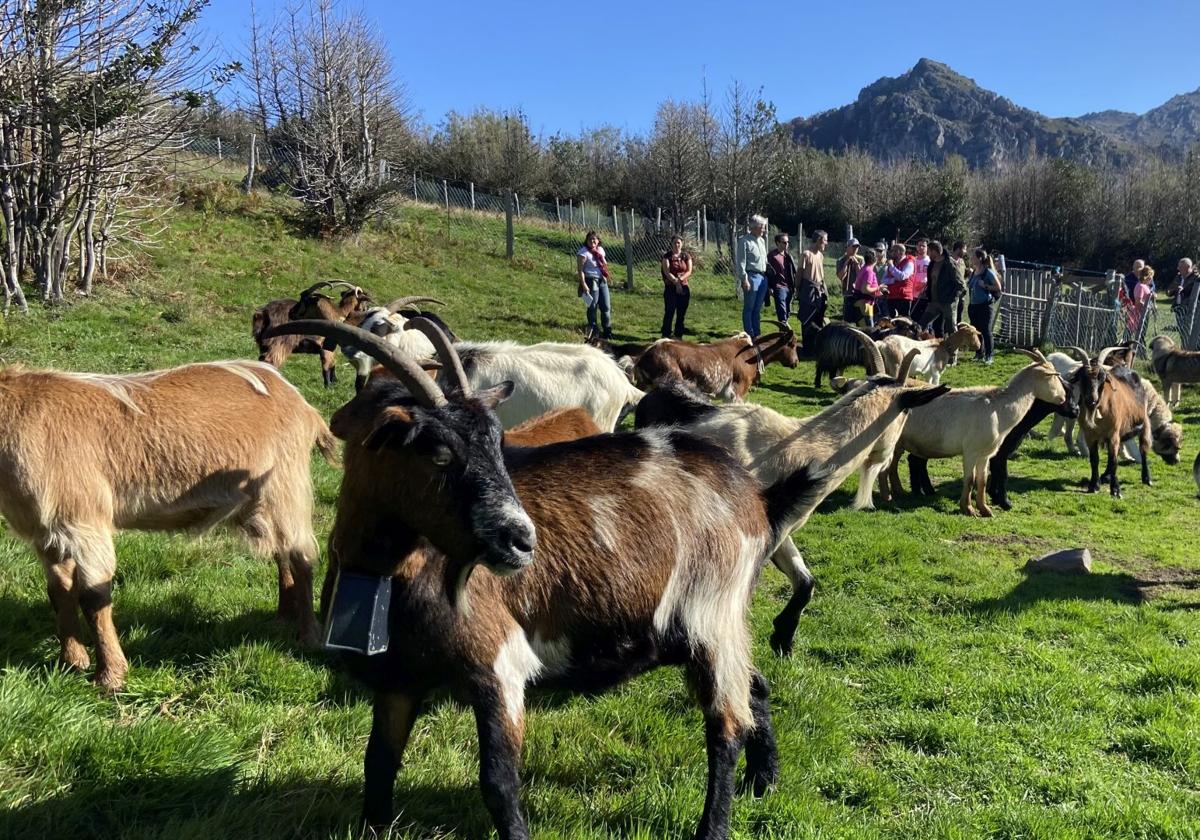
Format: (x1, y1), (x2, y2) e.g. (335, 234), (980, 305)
(876, 323), (981, 385)
(883, 350), (1068, 517)
(342, 307), (437, 390)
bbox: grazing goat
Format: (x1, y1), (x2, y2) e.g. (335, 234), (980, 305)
(0, 361), (336, 692)
(634, 324), (799, 400)
(636, 330), (948, 654)
(290, 294), (450, 392)
(269, 318), (814, 840)
(810, 318), (921, 388)
(253, 280), (371, 386)
(882, 350), (1067, 516)
(1072, 351), (1155, 497)
(1151, 334), (1200, 407)
(877, 323), (981, 385)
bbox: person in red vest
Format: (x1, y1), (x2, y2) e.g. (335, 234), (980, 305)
(884, 243), (916, 318)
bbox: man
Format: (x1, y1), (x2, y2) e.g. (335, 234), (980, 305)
(923, 240), (966, 338)
(797, 229), (829, 351)
(1125, 259), (1146, 299)
(734, 215), (769, 337)
(951, 240), (968, 323)
(884, 243), (915, 318)
(1169, 257), (1200, 312)
(836, 238), (864, 324)
(910, 238), (931, 325)
(765, 232), (796, 324)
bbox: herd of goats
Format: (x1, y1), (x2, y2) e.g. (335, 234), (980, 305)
(2, 277), (1200, 838)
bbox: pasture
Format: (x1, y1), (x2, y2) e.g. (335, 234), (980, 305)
(2, 179), (1199, 839)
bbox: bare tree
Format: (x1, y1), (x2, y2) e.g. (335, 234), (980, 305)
(714, 81), (782, 232)
(647, 100), (706, 232)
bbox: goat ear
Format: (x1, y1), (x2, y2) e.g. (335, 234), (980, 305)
(362, 405), (416, 450)
(900, 385), (950, 410)
(475, 380), (514, 408)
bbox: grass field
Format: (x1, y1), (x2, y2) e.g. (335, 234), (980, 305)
(2, 178), (1200, 839)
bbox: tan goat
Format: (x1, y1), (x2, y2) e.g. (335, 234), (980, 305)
(0, 361), (336, 692)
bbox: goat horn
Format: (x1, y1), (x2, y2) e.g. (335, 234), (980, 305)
(404, 316), (470, 396)
(1097, 345), (1127, 367)
(386, 295), (448, 313)
(847, 327), (885, 376)
(298, 280), (335, 298)
(260, 321), (447, 408)
(1015, 348), (1048, 365)
(765, 319), (792, 334)
(897, 348), (921, 382)
(1064, 345), (1090, 364)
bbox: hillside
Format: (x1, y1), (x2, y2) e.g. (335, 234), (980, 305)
(1079, 90), (1200, 157)
(2, 179), (1200, 838)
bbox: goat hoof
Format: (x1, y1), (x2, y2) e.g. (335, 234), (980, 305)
(738, 764), (779, 798)
(978, 507), (994, 518)
(769, 631), (794, 657)
(93, 667), (127, 695)
(60, 641), (91, 672)
(995, 498), (1013, 511)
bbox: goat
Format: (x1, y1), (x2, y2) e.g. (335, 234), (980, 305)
(585, 331), (654, 381)
(1151, 334), (1200, 407)
(253, 280), (371, 387)
(0, 361), (336, 692)
(633, 323), (799, 401)
(267, 318), (820, 840)
(810, 319), (921, 388)
(503, 406), (601, 447)
(876, 323), (981, 385)
(290, 294), (451, 392)
(1072, 349), (1156, 497)
(881, 351), (1068, 516)
(636, 330), (948, 654)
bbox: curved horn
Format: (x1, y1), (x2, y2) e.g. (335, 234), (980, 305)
(386, 296), (448, 313)
(848, 327), (885, 376)
(404, 316), (470, 395)
(1015, 348), (1048, 365)
(765, 319), (792, 334)
(261, 321), (446, 408)
(1097, 345), (1128, 367)
(298, 280), (335, 298)
(1064, 345), (1090, 364)
(897, 348), (921, 383)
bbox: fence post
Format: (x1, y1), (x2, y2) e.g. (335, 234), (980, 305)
(555, 197), (560, 224)
(992, 254), (1007, 337)
(1074, 283), (1083, 347)
(612, 205), (618, 233)
(1039, 274), (1060, 347)
(412, 172), (417, 199)
(216, 137), (222, 160)
(378, 159), (385, 185)
(505, 191), (515, 260)
(701, 204), (707, 250)
(568, 198), (573, 232)
(656, 207), (662, 232)
(442, 179), (449, 212)
(845, 223), (853, 242)
(241, 133), (256, 192)
(470, 182), (475, 211)
(623, 211), (634, 291)
(1189, 283), (1200, 349)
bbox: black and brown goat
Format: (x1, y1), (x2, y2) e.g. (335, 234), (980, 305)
(263, 317), (823, 840)
(1073, 349), (1154, 497)
(634, 324), (799, 400)
(252, 280), (372, 386)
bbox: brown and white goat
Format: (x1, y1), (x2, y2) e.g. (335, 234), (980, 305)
(633, 324), (800, 400)
(877, 323), (982, 385)
(0, 361), (336, 692)
(1151, 334), (1200, 407)
(252, 280), (372, 387)
(635, 330), (948, 654)
(265, 318), (820, 840)
(1072, 350), (1155, 497)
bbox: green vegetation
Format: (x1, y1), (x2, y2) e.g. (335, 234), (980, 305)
(2, 180), (1199, 839)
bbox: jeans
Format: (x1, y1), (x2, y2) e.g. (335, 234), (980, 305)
(968, 302), (995, 359)
(889, 298), (912, 318)
(926, 301), (955, 338)
(741, 273), (768, 336)
(585, 277), (611, 336)
(771, 285), (791, 323)
(662, 283), (690, 337)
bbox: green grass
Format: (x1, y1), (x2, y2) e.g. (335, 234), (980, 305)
(3, 177), (1200, 839)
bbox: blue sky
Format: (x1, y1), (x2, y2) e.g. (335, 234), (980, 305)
(201, 0), (1199, 136)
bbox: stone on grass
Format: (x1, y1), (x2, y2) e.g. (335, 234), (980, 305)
(1026, 548), (1092, 574)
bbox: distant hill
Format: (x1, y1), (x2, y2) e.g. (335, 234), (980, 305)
(787, 59), (1134, 168)
(1079, 90), (1200, 157)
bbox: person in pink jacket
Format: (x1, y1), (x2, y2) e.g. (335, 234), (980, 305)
(853, 248), (885, 327)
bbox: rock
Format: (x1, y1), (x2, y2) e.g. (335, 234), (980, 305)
(1025, 548), (1092, 574)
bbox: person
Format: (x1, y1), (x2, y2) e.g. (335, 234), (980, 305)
(836, 238), (864, 323)
(797, 229), (828, 349)
(923, 240), (966, 338)
(1169, 258), (1200, 311)
(1124, 259), (1146, 299)
(873, 240), (891, 319)
(577, 230), (612, 339)
(660, 234), (693, 339)
(852, 248), (885, 327)
(967, 247), (1002, 364)
(734, 215), (769, 337)
(884, 243), (916, 318)
(765, 232), (796, 324)
(910, 238), (931, 324)
(1124, 265), (1154, 338)
(951, 241), (968, 323)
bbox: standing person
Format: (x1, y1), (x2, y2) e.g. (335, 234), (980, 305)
(924, 240), (966, 338)
(660, 234), (693, 339)
(836, 238), (864, 323)
(967, 247), (1002, 364)
(766, 232), (796, 324)
(853, 248), (885, 327)
(577, 231), (613, 339)
(797, 229), (829, 350)
(951, 240), (969, 323)
(910, 238), (931, 325)
(1124, 259), (1146, 299)
(884, 243), (916, 318)
(874, 240), (892, 319)
(1169, 257), (1200, 311)
(735, 215), (769, 337)
(1124, 265), (1154, 338)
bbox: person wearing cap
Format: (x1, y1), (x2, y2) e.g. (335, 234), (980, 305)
(836, 238), (864, 323)
(796, 229), (829, 350)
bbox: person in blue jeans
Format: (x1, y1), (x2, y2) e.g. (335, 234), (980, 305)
(766, 232), (796, 325)
(576, 230), (612, 338)
(735, 215), (769, 337)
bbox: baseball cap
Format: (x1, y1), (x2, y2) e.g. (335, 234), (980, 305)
(847, 237), (860, 247)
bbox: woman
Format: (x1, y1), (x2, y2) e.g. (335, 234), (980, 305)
(576, 231), (612, 339)
(967, 247), (1002, 364)
(1123, 265), (1154, 338)
(853, 248), (885, 327)
(660, 234), (692, 339)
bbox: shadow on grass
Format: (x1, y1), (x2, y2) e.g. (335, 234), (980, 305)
(759, 380), (827, 402)
(971, 566), (1200, 614)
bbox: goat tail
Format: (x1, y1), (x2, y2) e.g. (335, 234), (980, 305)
(314, 421), (340, 468)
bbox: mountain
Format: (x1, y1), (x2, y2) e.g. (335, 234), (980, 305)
(788, 59), (1131, 168)
(1079, 91), (1200, 156)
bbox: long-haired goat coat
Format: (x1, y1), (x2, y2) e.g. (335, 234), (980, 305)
(0, 361), (335, 692)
